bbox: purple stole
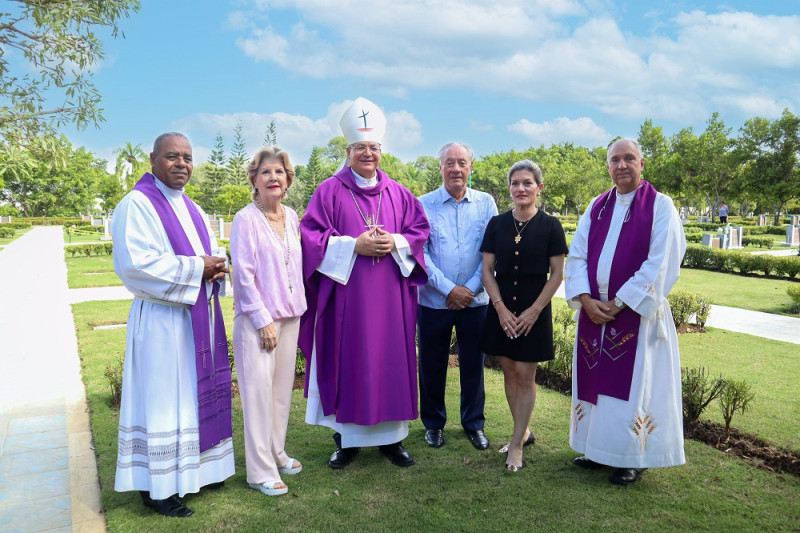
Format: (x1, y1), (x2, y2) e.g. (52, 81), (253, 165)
(133, 174), (232, 452)
(576, 180), (657, 404)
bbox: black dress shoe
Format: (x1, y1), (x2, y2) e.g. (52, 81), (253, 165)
(465, 429), (490, 450)
(379, 442), (415, 467)
(328, 446), (360, 469)
(610, 467), (647, 485)
(139, 491), (194, 518)
(424, 429), (444, 448)
(204, 481), (225, 490)
(572, 456), (604, 469)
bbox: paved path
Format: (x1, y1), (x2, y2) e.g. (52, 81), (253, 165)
(0, 228), (798, 532)
(0, 227), (103, 532)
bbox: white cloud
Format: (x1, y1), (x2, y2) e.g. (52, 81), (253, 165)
(508, 116), (610, 147)
(469, 120), (494, 133)
(171, 99), (423, 164)
(231, 2), (800, 126)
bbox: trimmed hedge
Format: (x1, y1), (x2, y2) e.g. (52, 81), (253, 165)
(683, 244), (800, 279)
(0, 227), (16, 238)
(0, 222), (33, 230)
(66, 243), (114, 257)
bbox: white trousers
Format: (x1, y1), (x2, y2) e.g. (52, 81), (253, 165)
(234, 314), (300, 484)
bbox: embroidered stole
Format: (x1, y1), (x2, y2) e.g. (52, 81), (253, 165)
(576, 180), (657, 404)
(134, 174), (232, 452)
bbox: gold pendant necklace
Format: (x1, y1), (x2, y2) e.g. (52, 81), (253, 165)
(512, 209), (534, 244)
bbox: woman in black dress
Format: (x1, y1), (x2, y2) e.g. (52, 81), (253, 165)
(481, 160), (568, 472)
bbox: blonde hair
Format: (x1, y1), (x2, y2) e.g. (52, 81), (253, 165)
(247, 146), (295, 200)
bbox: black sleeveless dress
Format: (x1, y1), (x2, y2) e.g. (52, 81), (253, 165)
(480, 210), (568, 362)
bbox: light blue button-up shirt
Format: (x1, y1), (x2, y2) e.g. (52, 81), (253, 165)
(418, 185), (498, 309)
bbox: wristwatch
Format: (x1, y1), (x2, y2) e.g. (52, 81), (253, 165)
(614, 296), (626, 309)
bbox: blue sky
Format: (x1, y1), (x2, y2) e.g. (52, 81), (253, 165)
(58, 0), (800, 171)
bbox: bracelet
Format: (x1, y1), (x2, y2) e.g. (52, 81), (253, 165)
(492, 298), (503, 307)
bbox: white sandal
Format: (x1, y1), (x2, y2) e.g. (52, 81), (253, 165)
(248, 481), (288, 496)
(278, 458), (303, 475)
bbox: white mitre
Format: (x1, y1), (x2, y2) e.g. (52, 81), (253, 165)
(339, 97), (386, 145)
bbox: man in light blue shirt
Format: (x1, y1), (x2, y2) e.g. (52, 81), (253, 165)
(418, 142), (498, 450)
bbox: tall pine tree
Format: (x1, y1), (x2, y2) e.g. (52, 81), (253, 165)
(227, 120), (248, 185)
(264, 120), (278, 146)
(203, 132), (228, 213)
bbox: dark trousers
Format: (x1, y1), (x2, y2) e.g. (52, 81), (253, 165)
(417, 304), (487, 432)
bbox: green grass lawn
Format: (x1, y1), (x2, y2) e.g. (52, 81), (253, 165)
(72, 299), (799, 532)
(680, 328), (800, 452)
(675, 268), (798, 314)
(65, 255), (122, 288)
(64, 227), (108, 243)
(0, 226), (33, 246)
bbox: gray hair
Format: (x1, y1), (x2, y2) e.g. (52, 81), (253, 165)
(507, 159), (543, 186)
(152, 132), (190, 155)
(437, 142), (474, 165)
(607, 138), (643, 161)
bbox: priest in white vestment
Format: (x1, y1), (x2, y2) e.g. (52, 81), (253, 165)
(112, 133), (234, 517)
(564, 139), (687, 485)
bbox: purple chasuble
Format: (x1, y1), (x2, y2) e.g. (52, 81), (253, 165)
(576, 180), (657, 404)
(133, 173), (232, 451)
(299, 167), (429, 425)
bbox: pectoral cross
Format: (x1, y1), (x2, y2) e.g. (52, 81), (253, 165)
(365, 214), (384, 265)
(514, 235), (522, 244)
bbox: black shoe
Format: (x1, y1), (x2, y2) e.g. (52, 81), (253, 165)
(204, 481), (225, 490)
(610, 467), (647, 485)
(139, 491), (194, 518)
(424, 429), (444, 448)
(465, 429), (490, 450)
(572, 456), (604, 469)
(329, 446), (360, 469)
(379, 442), (415, 467)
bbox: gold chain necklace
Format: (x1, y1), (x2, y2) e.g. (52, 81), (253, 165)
(512, 209), (535, 244)
(254, 199), (293, 293)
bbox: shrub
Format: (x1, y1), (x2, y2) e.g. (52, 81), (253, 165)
(742, 236), (774, 249)
(694, 294), (712, 327)
(787, 284), (800, 313)
(296, 348), (306, 376)
(543, 305), (575, 381)
(719, 379), (755, 438)
(681, 366), (725, 423)
(668, 291), (695, 328)
(104, 353), (125, 408)
(775, 257), (800, 279)
(0, 227), (15, 238)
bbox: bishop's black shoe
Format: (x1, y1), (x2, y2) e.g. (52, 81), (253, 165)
(379, 442), (415, 467)
(328, 432), (360, 469)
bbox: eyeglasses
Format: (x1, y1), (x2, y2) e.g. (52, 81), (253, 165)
(352, 144), (381, 155)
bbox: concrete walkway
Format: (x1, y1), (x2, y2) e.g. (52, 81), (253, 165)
(0, 228), (798, 532)
(0, 227), (103, 532)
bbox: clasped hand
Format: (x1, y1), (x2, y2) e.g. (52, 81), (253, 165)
(497, 305), (541, 338)
(354, 228), (396, 257)
(579, 295), (624, 325)
(202, 255), (229, 282)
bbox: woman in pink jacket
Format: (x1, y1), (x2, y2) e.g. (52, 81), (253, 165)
(230, 146), (307, 496)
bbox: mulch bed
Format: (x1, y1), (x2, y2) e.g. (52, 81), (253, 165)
(684, 419), (800, 477)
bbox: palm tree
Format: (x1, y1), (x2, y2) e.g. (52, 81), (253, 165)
(113, 142), (148, 190)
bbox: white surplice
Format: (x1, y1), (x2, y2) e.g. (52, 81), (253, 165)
(564, 190), (687, 468)
(112, 177), (234, 499)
